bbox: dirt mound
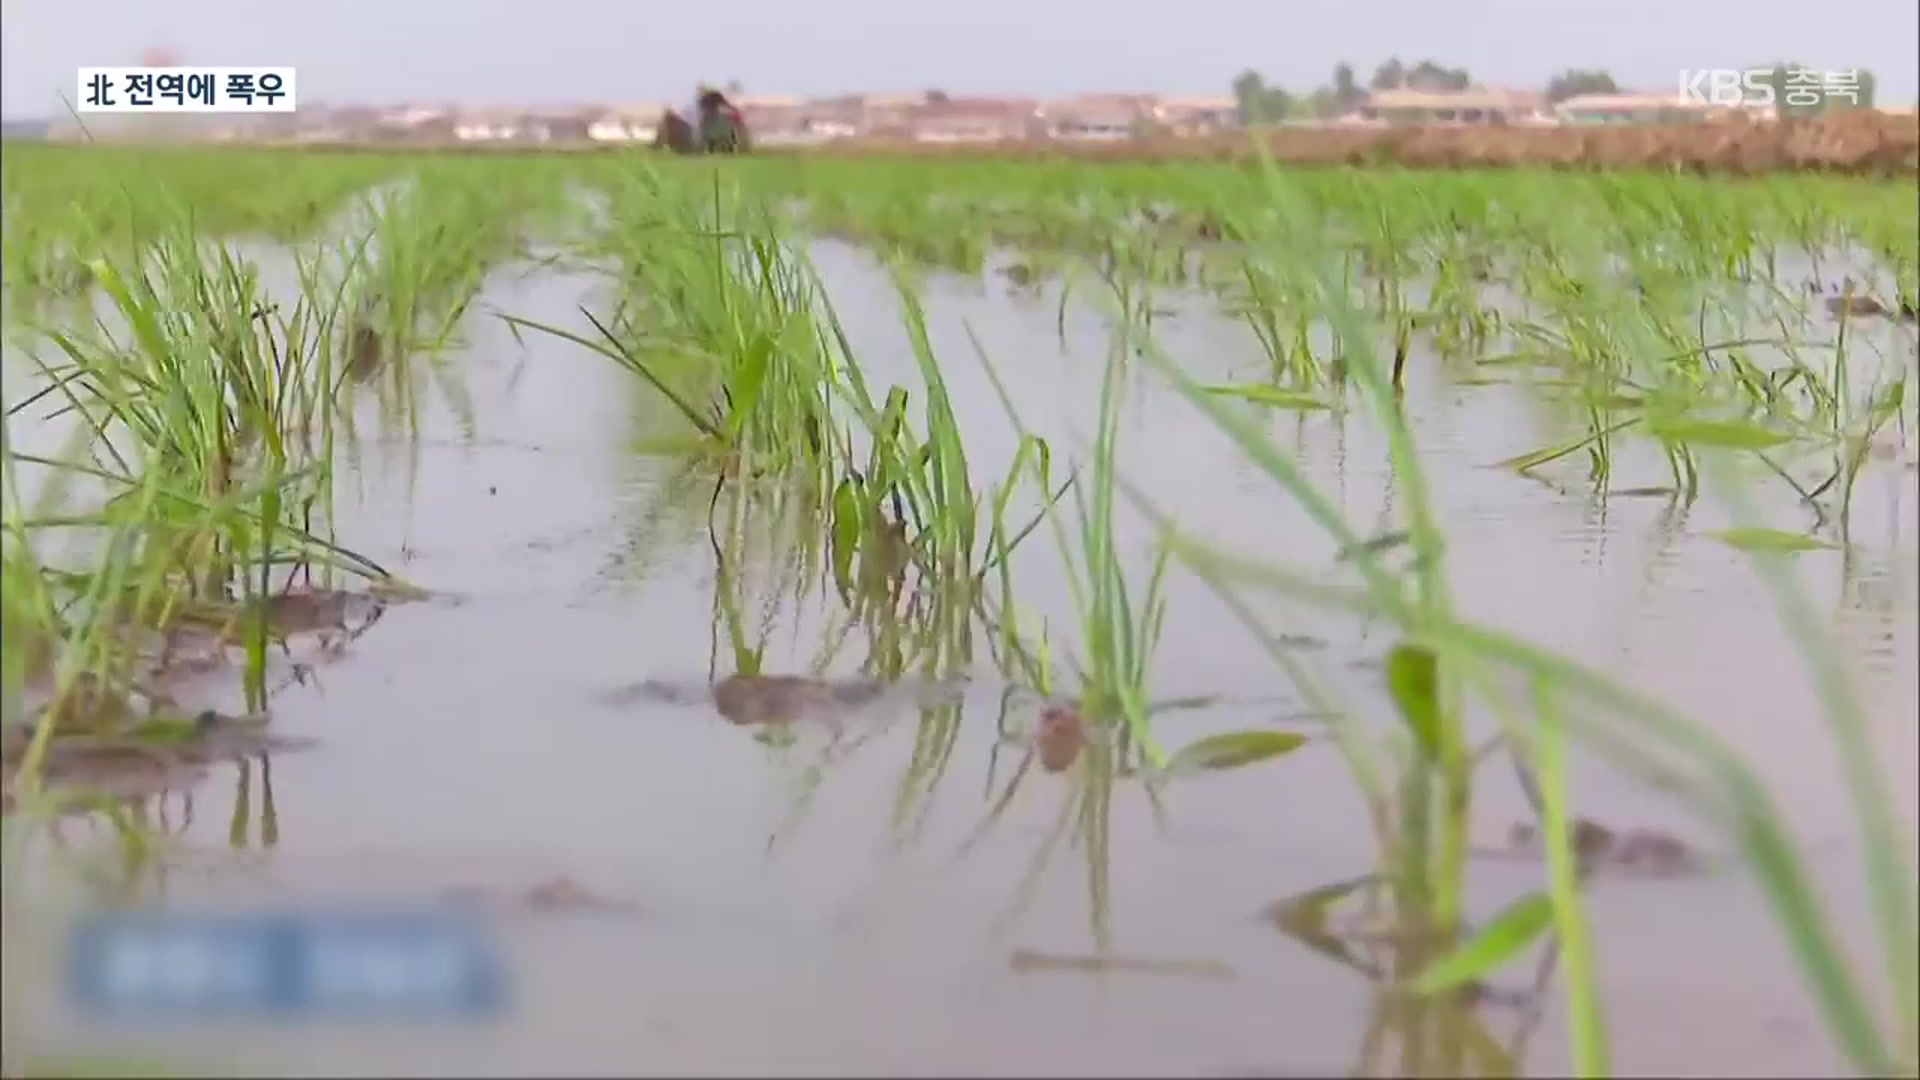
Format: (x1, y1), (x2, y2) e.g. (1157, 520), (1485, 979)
(802, 112), (1920, 176)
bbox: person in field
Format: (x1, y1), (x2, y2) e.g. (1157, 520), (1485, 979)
(654, 110), (696, 152)
(654, 86), (750, 154)
(695, 88), (748, 153)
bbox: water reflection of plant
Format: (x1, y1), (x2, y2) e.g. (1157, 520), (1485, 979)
(1267, 871), (1562, 1077)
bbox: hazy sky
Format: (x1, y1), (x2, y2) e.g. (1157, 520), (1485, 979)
(3, 0), (1916, 118)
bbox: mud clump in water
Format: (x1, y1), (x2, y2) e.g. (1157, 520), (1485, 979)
(710, 674), (889, 727)
(1823, 291), (1919, 322)
(346, 321), (385, 382)
(1034, 705), (1088, 773)
(1503, 817), (1708, 877)
(2, 672), (315, 817)
(444, 875), (644, 917)
(160, 588), (390, 648)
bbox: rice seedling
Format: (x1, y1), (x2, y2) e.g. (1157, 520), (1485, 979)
(1, 144), (1914, 1078)
(1120, 158), (1916, 1076)
(0, 156), (430, 837)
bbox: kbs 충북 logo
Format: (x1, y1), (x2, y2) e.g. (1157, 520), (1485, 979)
(76, 67), (299, 113)
(1677, 67), (1866, 111)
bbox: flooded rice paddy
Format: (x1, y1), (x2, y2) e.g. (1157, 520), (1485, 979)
(1, 149), (1916, 1077)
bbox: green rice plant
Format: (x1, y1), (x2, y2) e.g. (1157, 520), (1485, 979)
(7, 222), (393, 708)
(1127, 158), (1916, 1077)
(324, 159), (548, 435)
(506, 166), (841, 493)
(817, 266), (1067, 682)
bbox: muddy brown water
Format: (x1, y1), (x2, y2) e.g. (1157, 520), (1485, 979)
(2, 242), (1916, 1077)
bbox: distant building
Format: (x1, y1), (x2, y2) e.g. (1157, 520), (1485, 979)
(1554, 92), (1718, 125)
(908, 97), (1042, 143)
(361, 105), (455, 142)
(797, 93), (868, 131)
(1357, 87), (1546, 126)
(1154, 95), (1240, 135)
(298, 105), (383, 143)
(733, 94), (803, 110)
(732, 94), (806, 141)
(859, 92), (933, 135)
(1044, 93), (1160, 140)
(519, 106), (596, 143)
(587, 106), (665, 143)
(453, 106), (529, 142)
(790, 95), (867, 142)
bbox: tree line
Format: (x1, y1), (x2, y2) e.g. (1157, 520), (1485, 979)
(1232, 59), (1881, 123)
